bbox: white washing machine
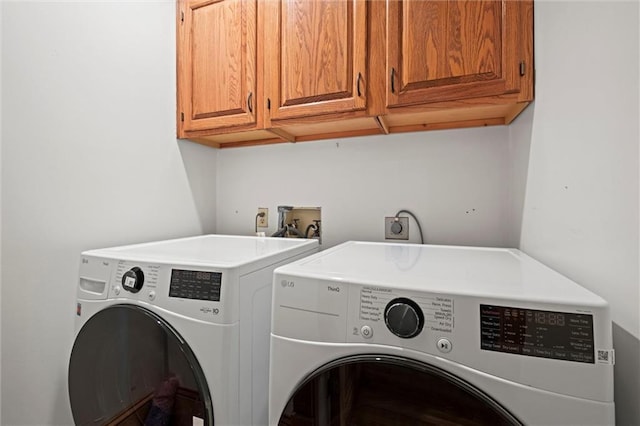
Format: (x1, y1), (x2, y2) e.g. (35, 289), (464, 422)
(68, 234), (318, 426)
(269, 241), (615, 426)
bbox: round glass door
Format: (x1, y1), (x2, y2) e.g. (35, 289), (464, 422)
(69, 305), (213, 425)
(279, 355), (521, 426)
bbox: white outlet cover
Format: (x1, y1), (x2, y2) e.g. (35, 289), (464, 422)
(257, 208), (268, 228)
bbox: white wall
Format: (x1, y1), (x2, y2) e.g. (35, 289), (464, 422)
(512, 2), (639, 424)
(2, 0), (638, 425)
(217, 127), (517, 248)
(0, 0), (3, 420)
(1, 2), (216, 425)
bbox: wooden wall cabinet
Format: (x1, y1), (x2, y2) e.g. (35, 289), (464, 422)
(375, 0), (534, 133)
(261, 0), (385, 144)
(176, 0), (534, 148)
(177, 0), (283, 148)
(264, 0), (367, 122)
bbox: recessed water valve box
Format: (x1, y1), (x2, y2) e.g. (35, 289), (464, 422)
(385, 216), (409, 240)
(272, 206), (322, 244)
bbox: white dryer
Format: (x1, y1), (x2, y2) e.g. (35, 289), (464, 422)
(68, 234), (318, 426)
(269, 241), (615, 425)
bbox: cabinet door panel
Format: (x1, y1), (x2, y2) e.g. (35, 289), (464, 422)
(388, 0), (520, 108)
(281, 1), (350, 106)
(403, 1), (447, 84)
(179, 0), (256, 132)
(443, 1), (500, 80)
(191, 1), (243, 119)
(266, 0), (366, 122)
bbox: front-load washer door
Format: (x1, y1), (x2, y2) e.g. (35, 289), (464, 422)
(69, 304), (213, 426)
(278, 355), (522, 426)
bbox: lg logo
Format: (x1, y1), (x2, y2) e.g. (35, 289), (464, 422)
(281, 280), (295, 288)
(327, 286), (340, 293)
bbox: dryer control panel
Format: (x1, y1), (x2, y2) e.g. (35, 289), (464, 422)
(360, 286), (453, 335)
(271, 271), (614, 402)
(169, 269), (222, 301)
(480, 304), (595, 363)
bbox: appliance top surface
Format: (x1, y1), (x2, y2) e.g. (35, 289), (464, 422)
(83, 234), (318, 267)
(277, 241), (607, 306)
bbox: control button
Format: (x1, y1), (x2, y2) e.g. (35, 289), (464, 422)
(122, 267), (144, 293)
(114, 286), (121, 296)
(437, 338), (453, 353)
(361, 325), (373, 339)
(384, 298), (424, 339)
(148, 291), (156, 301)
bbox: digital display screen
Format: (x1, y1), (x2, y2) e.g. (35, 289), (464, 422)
(169, 269), (222, 302)
(480, 304), (595, 363)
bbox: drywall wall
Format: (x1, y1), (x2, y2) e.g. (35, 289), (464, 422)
(0, 1), (216, 424)
(216, 126), (516, 249)
(2, 0), (638, 425)
(0, 0), (3, 420)
(512, 2), (639, 424)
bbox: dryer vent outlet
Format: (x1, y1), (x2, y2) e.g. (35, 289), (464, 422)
(385, 217), (409, 240)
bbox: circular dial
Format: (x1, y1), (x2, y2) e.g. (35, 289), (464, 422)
(390, 220), (403, 235)
(121, 267), (144, 293)
(384, 297), (424, 338)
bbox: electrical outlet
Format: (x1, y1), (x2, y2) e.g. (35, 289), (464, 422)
(257, 208), (268, 227)
(385, 216), (409, 240)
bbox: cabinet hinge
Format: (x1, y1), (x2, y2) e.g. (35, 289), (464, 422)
(267, 98), (271, 110)
(519, 61), (526, 76)
(180, 112), (184, 122)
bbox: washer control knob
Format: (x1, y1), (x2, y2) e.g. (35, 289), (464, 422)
(384, 297), (424, 339)
(361, 325), (373, 339)
(437, 338), (453, 353)
(113, 286), (121, 296)
(122, 267), (144, 293)
(148, 291), (156, 301)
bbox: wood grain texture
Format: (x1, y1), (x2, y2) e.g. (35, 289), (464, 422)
(504, 101), (530, 124)
(177, 0), (187, 137)
(291, 127), (382, 143)
(388, 117), (504, 133)
(446, 1), (500, 79)
(387, 0), (518, 108)
(265, 0), (367, 122)
(217, 117), (382, 147)
(178, 0), (258, 132)
(189, 129), (287, 147)
(404, 0), (446, 82)
(282, 0), (350, 104)
(367, 0), (386, 116)
(191, 0), (244, 118)
(269, 108), (370, 126)
(277, 116), (380, 137)
(178, 0), (533, 149)
(518, 0), (534, 102)
(384, 103), (517, 127)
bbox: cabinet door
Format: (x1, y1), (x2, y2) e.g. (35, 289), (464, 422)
(178, 0), (257, 133)
(387, 0), (525, 108)
(264, 0), (367, 123)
